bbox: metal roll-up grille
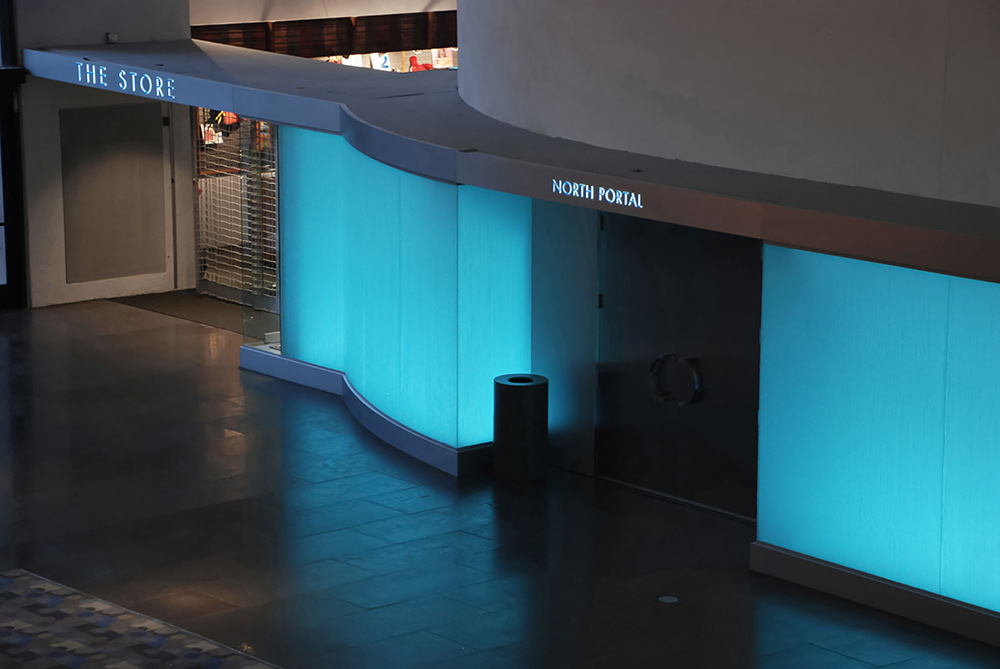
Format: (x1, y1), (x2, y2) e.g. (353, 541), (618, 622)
(194, 108), (278, 312)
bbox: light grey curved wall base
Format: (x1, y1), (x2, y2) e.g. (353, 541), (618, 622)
(750, 542), (1000, 649)
(239, 345), (491, 477)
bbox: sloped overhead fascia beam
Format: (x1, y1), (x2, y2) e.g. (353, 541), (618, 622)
(21, 39), (1000, 285)
(21, 44), (341, 133)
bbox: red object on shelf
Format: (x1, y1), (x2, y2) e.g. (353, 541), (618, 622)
(408, 55), (434, 72)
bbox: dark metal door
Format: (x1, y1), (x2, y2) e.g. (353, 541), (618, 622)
(595, 214), (761, 519)
(0, 0), (26, 310)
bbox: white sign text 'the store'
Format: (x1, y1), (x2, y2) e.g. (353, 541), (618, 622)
(76, 62), (176, 100)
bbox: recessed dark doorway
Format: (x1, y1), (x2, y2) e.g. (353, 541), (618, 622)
(595, 214), (762, 520)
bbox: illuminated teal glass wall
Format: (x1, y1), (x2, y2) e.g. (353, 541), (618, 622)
(279, 129), (345, 371)
(759, 245), (1000, 612)
(456, 186), (532, 446)
(279, 128), (531, 448)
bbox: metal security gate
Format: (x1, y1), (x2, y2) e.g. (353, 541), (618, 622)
(194, 108), (278, 315)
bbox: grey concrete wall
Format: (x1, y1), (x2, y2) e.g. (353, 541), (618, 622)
(531, 200), (599, 476)
(61, 103), (166, 284)
(190, 0), (457, 25)
(16, 0), (189, 48)
(17, 0), (195, 306)
(21, 80), (194, 307)
(458, 0), (1000, 208)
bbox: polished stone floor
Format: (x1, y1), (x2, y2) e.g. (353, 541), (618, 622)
(2, 300), (999, 668)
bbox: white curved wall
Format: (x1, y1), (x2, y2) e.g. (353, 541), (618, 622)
(458, 0), (1000, 208)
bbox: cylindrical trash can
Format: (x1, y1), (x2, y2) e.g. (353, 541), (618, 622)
(493, 374), (549, 482)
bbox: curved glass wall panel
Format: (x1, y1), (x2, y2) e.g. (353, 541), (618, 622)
(279, 128), (531, 448)
(759, 245), (1000, 613)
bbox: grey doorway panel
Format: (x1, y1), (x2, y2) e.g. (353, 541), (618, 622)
(60, 103), (166, 284)
(595, 215), (761, 519)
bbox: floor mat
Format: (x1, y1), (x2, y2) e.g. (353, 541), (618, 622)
(0, 570), (280, 668)
(111, 290), (243, 334)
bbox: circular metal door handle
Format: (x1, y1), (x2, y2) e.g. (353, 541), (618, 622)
(650, 354), (701, 406)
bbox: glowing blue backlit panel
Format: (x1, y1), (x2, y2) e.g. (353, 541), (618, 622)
(396, 175), (460, 445)
(279, 130), (346, 371)
(940, 276), (1000, 612)
(457, 186), (532, 447)
(759, 245), (1000, 612)
(279, 128), (531, 448)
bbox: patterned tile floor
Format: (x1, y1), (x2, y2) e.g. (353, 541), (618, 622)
(1, 300), (999, 668)
(0, 570), (276, 668)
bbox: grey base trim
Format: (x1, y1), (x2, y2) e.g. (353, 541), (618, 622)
(196, 279), (244, 306)
(750, 541), (1000, 648)
(240, 344), (344, 394)
(239, 345), (490, 477)
(197, 279), (281, 313)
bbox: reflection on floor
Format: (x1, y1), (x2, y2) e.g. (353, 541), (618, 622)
(112, 289), (244, 334)
(1, 300), (999, 668)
